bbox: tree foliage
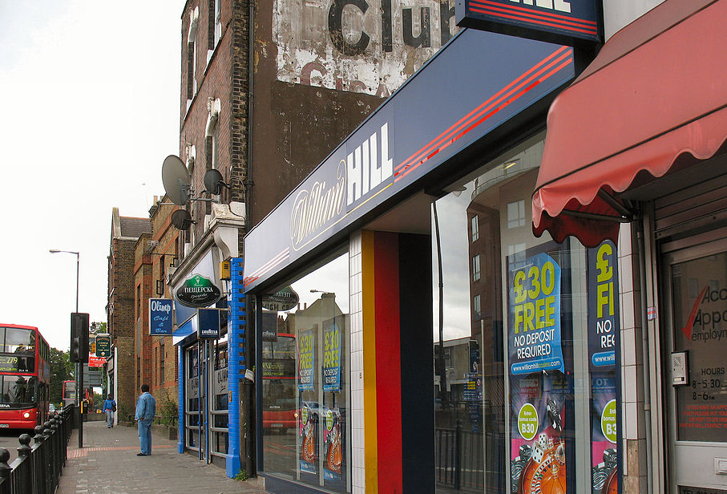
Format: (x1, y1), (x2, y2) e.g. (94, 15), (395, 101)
(90, 321), (107, 334)
(49, 347), (73, 404)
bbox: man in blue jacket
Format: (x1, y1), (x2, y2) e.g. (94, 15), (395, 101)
(134, 384), (156, 456)
(102, 394), (116, 428)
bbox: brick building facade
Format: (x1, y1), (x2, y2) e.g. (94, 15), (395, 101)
(133, 232), (154, 392)
(131, 198), (181, 411)
(107, 208), (151, 421)
(147, 198), (181, 406)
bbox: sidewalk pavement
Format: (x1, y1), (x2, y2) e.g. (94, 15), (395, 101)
(57, 420), (268, 494)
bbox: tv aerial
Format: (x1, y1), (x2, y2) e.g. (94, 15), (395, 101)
(203, 169), (231, 195)
(161, 155), (191, 206)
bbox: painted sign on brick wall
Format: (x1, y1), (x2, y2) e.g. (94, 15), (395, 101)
(274, 0), (458, 97)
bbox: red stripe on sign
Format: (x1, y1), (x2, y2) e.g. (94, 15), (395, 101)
(394, 46), (569, 176)
(470, 6), (598, 35)
(395, 47), (572, 181)
(243, 276), (259, 287)
(374, 232), (402, 493)
(449, 57), (573, 143)
(472, 0), (598, 26)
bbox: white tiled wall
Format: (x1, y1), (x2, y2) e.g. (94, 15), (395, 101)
(618, 223), (640, 442)
(349, 232), (365, 493)
(618, 223), (644, 482)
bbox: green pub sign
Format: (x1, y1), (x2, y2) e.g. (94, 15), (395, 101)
(95, 335), (111, 357)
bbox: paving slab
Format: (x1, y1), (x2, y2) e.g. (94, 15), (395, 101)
(57, 420), (267, 494)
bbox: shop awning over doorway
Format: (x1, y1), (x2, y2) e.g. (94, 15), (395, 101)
(532, 0), (727, 246)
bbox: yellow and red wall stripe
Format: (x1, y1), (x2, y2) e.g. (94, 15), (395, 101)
(361, 231), (434, 493)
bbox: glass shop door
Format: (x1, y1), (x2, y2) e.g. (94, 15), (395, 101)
(664, 239), (727, 494)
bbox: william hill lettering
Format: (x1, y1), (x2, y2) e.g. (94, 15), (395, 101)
(290, 122), (394, 251)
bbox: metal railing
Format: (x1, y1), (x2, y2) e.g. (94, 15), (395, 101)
(435, 422), (485, 492)
(0, 405), (74, 494)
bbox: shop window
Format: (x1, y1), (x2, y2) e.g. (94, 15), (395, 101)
(185, 344), (201, 452)
(432, 136), (620, 493)
(211, 340), (229, 457)
(261, 252), (350, 492)
(507, 200), (525, 229)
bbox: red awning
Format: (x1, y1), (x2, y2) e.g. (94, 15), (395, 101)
(532, 0), (727, 246)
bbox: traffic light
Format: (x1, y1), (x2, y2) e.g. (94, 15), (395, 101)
(70, 312), (89, 363)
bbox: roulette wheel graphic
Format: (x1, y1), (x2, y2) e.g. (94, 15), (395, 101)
(603, 468), (618, 494)
(302, 425), (317, 463)
(325, 422), (343, 473)
(519, 442), (566, 494)
(301, 415), (318, 463)
(592, 448), (618, 494)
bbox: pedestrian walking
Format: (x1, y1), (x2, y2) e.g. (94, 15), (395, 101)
(134, 384), (156, 456)
(102, 394), (116, 428)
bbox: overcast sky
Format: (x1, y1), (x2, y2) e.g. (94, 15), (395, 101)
(0, 1), (186, 350)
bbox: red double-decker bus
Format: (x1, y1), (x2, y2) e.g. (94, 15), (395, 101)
(0, 324), (50, 429)
(62, 380), (76, 407)
(262, 332), (297, 432)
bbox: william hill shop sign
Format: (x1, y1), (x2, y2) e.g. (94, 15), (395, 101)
(176, 274), (221, 308)
(243, 28), (577, 291)
(456, 0), (602, 45)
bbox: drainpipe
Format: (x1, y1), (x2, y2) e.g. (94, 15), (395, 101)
(432, 201), (447, 407)
(243, 0), (256, 479)
(636, 215), (655, 493)
(245, 0), (254, 224)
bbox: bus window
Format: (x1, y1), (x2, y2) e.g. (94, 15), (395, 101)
(0, 376), (37, 404)
(2, 328), (35, 354)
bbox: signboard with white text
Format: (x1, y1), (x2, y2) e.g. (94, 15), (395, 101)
(197, 308), (221, 339)
(149, 298), (173, 336)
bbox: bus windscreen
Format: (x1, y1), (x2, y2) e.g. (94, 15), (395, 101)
(0, 376), (37, 405)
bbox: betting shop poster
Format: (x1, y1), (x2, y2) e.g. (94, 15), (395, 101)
(299, 401), (319, 474)
(508, 250), (568, 494)
(587, 240), (619, 494)
(322, 319), (342, 392)
(322, 318), (344, 483)
(297, 328), (315, 392)
(297, 328), (317, 474)
(323, 407), (343, 481)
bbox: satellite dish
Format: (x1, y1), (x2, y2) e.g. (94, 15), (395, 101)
(203, 169), (230, 195)
(171, 210), (194, 230)
(162, 155), (191, 205)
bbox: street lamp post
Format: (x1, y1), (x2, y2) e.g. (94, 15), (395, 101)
(49, 249), (84, 448)
(432, 202), (448, 409)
